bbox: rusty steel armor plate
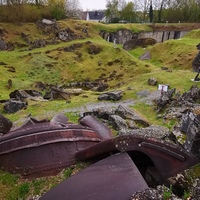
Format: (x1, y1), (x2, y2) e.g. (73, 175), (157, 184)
(40, 152), (149, 200)
(0, 120), (102, 177)
(76, 135), (199, 180)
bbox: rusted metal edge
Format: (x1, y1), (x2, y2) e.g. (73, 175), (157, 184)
(79, 115), (113, 140)
(0, 122), (93, 142)
(40, 152), (149, 200)
(76, 134), (200, 179)
(0, 129), (101, 155)
(76, 139), (118, 161)
(140, 142), (185, 161)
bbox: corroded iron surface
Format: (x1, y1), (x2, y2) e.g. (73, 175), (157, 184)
(79, 115), (113, 140)
(40, 152), (148, 200)
(76, 135), (199, 180)
(0, 120), (102, 177)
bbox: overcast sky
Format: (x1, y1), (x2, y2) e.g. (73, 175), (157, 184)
(79, 0), (107, 11)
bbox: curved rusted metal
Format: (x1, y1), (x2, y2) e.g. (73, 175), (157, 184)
(79, 115), (113, 140)
(76, 135), (199, 180)
(40, 152), (149, 200)
(0, 120), (102, 177)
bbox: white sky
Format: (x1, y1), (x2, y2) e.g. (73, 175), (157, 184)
(79, 0), (107, 11)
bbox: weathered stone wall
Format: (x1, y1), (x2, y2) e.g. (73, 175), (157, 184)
(100, 29), (189, 45)
(138, 30), (188, 43)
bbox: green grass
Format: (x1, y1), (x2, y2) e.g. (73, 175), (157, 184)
(0, 161), (90, 200)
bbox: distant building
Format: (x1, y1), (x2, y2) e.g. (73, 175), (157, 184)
(81, 11), (106, 22)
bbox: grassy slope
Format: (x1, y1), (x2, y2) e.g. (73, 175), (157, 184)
(0, 20), (200, 199)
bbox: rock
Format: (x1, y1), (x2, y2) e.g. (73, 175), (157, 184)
(63, 43), (82, 52)
(63, 88), (83, 95)
(64, 80), (108, 91)
(156, 88), (176, 112)
(181, 111), (200, 158)
(131, 185), (182, 200)
(42, 19), (55, 25)
(36, 19), (59, 35)
(58, 28), (78, 42)
(192, 179), (200, 199)
(167, 174), (189, 197)
(137, 90), (150, 98)
(21, 32), (30, 44)
(123, 125), (170, 139)
(0, 39), (7, 50)
(6, 66), (16, 72)
(29, 39), (46, 49)
(192, 43), (200, 72)
(161, 66), (169, 70)
(7, 79), (12, 89)
(148, 78), (158, 86)
(88, 44), (102, 54)
(0, 28), (6, 37)
(0, 114), (12, 134)
(108, 114), (128, 131)
(0, 61), (7, 65)
(181, 85), (200, 103)
(83, 107), (115, 120)
(3, 100), (27, 113)
(9, 90), (43, 101)
(34, 81), (48, 91)
(115, 105), (150, 127)
(140, 51), (151, 60)
(0, 39), (14, 51)
(44, 87), (70, 100)
(98, 90), (124, 101)
(123, 38), (156, 50)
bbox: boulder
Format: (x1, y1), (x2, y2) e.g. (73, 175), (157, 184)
(9, 90), (43, 101)
(181, 85), (200, 103)
(98, 90), (124, 101)
(3, 100), (27, 113)
(29, 39), (46, 49)
(181, 111), (200, 159)
(88, 44), (102, 55)
(44, 87), (70, 100)
(108, 115), (128, 131)
(36, 19), (59, 35)
(42, 19), (55, 25)
(0, 114), (12, 134)
(115, 105), (150, 127)
(192, 43), (200, 72)
(63, 43), (82, 52)
(0, 39), (14, 51)
(123, 38), (156, 50)
(156, 88), (176, 112)
(58, 28), (77, 42)
(140, 51), (151, 60)
(148, 78), (158, 86)
(0, 39), (7, 50)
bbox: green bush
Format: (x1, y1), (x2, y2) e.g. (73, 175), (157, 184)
(50, 5), (66, 20)
(0, 4), (52, 22)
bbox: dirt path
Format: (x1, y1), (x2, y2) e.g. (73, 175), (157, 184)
(12, 90), (161, 128)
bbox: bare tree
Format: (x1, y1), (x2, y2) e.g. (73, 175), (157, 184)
(133, 0), (150, 22)
(118, 0), (127, 11)
(65, 0), (81, 18)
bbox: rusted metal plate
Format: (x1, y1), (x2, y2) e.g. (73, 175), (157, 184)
(79, 115), (113, 140)
(40, 152), (149, 200)
(76, 135), (200, 180)
(0, 122), (102, 177)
